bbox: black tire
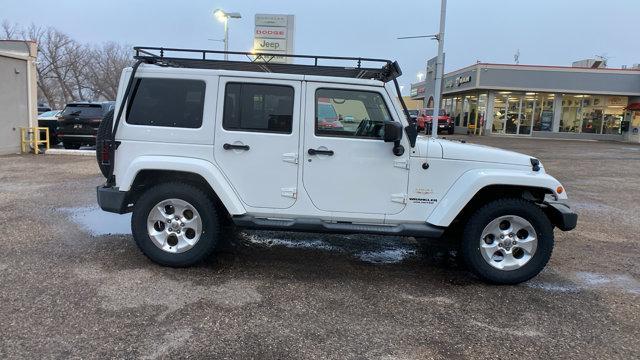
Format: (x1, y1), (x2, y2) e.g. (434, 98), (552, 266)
(96, 109), (114, 178)
(63, 142), (81, 149)
(460, 198), (554, 285)
(448, 127), (454, 135)
(132, 182), (220, 267)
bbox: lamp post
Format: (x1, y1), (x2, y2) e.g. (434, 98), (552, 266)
(213, 9), (242, 60)
(398, 0), (447, 139)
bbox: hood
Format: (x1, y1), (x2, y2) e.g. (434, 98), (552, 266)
(437, 139), (534, 167)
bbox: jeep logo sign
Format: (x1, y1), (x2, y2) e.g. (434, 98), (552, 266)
(254, 14), (295, 64)
(445, 75), (472, 88)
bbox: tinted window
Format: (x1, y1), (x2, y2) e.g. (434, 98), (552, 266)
(62, 104), (103, 118)
(423, 109), (446, 116)
(315, 89), (392, 139)
(127, 78), (206, 128)
(223, 83), (294, 133)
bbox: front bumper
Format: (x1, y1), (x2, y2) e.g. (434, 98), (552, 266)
(97, 186), (130, 214)
(543, 201), (578, 231)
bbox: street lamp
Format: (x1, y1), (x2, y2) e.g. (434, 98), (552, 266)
(213, 9), (241, 60)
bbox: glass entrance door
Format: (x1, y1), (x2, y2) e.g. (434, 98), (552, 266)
(505, 94), (521, 134)
(519, 95), (535, 135)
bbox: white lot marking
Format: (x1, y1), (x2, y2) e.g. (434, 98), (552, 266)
(142, 328), (192, 360)
(75, 265), (262, 319)
(243, 233), (341, 251)
(575, 272), (640, 294)
(524, 282), (581, 293)
(469, 320), (544, 337)
(401, 294), (455, 305)
(63, 206), (131, 236)
(356, 248), (416, 264)
(526, 272), (640, 295)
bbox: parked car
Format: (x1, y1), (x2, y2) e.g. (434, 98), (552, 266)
(37, 105), (51, 115)
(407, 109), (419, 123)
(57, 102), (115, 149)
(417, 108), (454, 134)
(316, 100), (344, 130)
(96, 46), (576, 285)
(37, 110), (62, 145)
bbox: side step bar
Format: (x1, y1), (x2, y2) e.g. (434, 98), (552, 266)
(232, 215), (445, 238)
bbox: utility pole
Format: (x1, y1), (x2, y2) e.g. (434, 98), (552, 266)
(430, 0), (447, 139)
(398, 0), (447, 138)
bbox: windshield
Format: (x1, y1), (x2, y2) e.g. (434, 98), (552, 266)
(318, 103), (338, 121)
(38, 110), (60, 118)
(423, 109), (446, 116)
(61, 104), (104, 118)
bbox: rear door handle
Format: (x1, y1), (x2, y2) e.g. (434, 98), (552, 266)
(223, 143), (250, 151)
(308, 148), (334, 156)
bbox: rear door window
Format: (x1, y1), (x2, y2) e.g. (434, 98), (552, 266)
(222, 83), (294, 133)
(126, 78), (206, 128)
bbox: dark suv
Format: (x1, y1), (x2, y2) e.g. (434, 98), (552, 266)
(57, 102), (115, 149)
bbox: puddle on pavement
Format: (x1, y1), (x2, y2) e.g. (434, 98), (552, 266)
(62, 209), (429, 265)
(241, 231), (419, 265)
(64, 206), (131, 236)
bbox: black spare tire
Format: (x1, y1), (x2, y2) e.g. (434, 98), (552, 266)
(96, 109), (114, 178)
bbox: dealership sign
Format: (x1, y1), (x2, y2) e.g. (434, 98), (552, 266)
(446, 75), (472, 88)
(254, 14), (295, 64)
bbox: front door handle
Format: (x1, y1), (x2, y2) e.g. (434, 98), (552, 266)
(308, 148), (334, 156)
(223, 143), (250, 151)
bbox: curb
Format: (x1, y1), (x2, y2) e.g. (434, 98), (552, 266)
(45, 149), (96, 156)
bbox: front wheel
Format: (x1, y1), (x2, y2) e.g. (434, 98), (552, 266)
(132, 182), (220, 267)
(460, 198), (554, 284)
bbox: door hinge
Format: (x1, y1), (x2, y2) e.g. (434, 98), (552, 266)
(282, 153), (299, 164)
(281, 187), (297, 198)
(394, 159), (410, 170)
(391, 193), (407, 204)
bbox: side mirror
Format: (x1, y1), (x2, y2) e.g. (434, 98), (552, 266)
(383, 121), (403, 142)
(384, 121), (405, 156)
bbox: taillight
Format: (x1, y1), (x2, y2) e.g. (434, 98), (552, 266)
(101, 144), (110, 164)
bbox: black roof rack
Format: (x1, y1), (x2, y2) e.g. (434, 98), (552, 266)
(133, 46), (403, 83)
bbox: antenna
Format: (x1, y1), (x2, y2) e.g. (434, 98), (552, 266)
(514, 49), (520, 65)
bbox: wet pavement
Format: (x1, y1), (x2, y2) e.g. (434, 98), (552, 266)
(0, 137), (639, 359)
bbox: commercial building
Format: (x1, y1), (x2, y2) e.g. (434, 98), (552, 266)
(0, 40), (37, 155)
(411, 61), (640, 142)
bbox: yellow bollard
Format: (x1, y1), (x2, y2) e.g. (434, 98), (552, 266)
(20, 127), (50, 154)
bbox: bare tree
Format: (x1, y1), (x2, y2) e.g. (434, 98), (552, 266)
(1, 20), (20, 38)
(2, 22), (131, 108)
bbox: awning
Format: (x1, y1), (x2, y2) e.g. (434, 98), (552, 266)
(625, 103), (640, 111)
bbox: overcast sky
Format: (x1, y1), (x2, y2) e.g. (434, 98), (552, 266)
(3, 0), (638, 94)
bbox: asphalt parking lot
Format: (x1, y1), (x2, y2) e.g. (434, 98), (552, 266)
(1, 136), (639, 359)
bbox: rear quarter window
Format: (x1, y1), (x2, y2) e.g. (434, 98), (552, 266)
(126, 78), (206, 128)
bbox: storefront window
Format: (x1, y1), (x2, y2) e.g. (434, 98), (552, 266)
(475, 93), (487, 134)
(492, 93), (508, 133)
(453, 96), (462, 126)
(560, 95), (627, 134)
(532, 94), (555, 131)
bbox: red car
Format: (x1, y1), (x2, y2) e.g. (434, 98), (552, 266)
(317, 100), (344, 130)
(417, 108), (454, 134)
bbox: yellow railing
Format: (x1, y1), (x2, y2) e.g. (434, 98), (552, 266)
(20, 127), (50, 155)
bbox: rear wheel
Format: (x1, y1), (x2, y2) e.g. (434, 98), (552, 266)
(132, 182), (220, 267)
(460, 198), (554, 284)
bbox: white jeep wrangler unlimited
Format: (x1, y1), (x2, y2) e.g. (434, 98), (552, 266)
(96, 47), (577, 284)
